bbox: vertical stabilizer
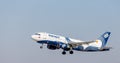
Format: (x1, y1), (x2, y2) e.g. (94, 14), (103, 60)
(98, 32), (111, 47)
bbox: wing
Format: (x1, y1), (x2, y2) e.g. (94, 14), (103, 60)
(68, 41), (95, 47)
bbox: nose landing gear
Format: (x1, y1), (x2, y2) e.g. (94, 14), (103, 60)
(40, 44), (43, 49)
(40, 46), (43, 49)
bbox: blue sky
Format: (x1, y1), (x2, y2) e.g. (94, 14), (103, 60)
(0, 0), (120, 63)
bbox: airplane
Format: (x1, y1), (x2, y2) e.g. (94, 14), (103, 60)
(31, 32), (111, 55)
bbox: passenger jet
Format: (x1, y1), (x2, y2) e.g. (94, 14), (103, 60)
(31, 32), (111, 55)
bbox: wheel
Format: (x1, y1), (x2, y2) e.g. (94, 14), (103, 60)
(62, 51), (66, 55)
(69, 51), (73, 54)
(40, 46), (43, 49)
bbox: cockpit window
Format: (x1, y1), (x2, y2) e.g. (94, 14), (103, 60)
(35, 33), (41, 35)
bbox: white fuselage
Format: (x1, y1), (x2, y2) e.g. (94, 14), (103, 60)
(32, 32), (84, 43)
(31, 32), (102, 51)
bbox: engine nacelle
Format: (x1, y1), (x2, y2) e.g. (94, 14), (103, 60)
(47, 44), (60, 50)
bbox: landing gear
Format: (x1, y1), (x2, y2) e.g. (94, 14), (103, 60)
(69, 50), (73, 54)
(62, 50), (74, 55)
(40, 44), (43, 49)
(40, 46), (43, 49)
(62, 46), (74, 55)
(62, 51), (66, 55)
(69, 47), (73, 54)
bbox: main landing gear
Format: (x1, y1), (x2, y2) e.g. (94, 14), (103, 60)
(62, 51), (66, 55)
(69, 50), (73, 54)
(62, 50), (74, 55)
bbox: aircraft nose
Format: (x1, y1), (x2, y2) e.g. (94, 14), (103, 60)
(31, 35), (37, 40)
(31, 35), (34, 38)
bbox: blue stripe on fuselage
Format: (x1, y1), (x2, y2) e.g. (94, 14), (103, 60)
(73, 46), (99, 51)
(73, 46), (84, 51)
(37, 40), (65, 48)
(37, 40), (99, 51)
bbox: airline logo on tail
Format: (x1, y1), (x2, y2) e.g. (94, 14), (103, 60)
(99, 32), (111, 47)
(104, 33), (109, 38)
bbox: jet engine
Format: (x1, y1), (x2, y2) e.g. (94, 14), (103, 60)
(47, 44), (60, 50)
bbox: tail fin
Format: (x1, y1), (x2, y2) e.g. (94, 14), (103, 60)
(98, 32), (111, 47)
